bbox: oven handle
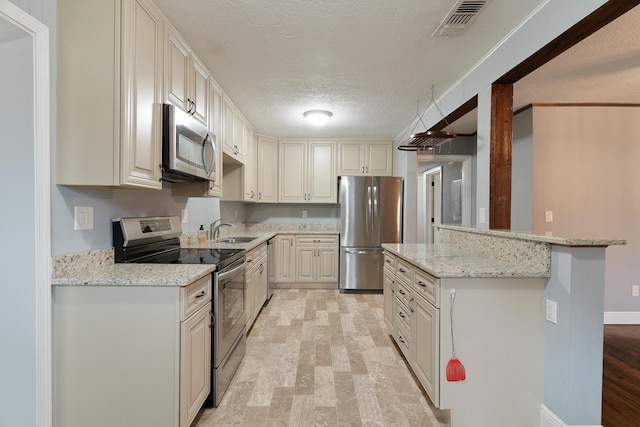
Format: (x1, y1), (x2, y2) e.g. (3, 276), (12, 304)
(218, 261), (246, 281)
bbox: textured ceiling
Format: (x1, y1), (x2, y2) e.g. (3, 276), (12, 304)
(154, 0), (547, 139)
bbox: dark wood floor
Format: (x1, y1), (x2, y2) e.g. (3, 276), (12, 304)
(602, 325), (640, 427)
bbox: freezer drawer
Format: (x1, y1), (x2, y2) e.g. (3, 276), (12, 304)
(339, 247), (384, 291)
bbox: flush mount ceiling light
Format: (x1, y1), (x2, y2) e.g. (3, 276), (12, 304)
(303, 110), (333, 126)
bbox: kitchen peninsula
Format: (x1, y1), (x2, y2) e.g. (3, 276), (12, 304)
(382, 224), (625, 427)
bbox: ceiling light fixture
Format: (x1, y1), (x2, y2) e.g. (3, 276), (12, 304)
(303, 110), (333, 126)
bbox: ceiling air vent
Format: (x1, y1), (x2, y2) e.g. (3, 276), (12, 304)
(433, 0), (488, 37)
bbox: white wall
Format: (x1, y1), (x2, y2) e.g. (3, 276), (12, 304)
(531, 105), (640, 314)
(0, 28), (38, 427)
(512, 108), (533, 230)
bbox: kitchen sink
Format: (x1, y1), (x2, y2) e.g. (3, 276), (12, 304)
(216, 236), (258, 243)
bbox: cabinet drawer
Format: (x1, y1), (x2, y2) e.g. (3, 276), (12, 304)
(395, 296), (412, 332)
(181, 275), (212, 320)
(413, 269), (440, 308)
(396, 259), (413, 284)
(246, 243), (267, 272)
(396, 280), (412, 308)
(295, 235), (338, 246)
(383, 251), (396, 272)
(395, 319), (411, 357)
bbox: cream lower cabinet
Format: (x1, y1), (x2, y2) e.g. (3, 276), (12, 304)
(383, 252), (397, 330)
(54, 275), (212, 427)
(245, 243), (267, 329)
(278, 140), (337, 203)
(412, 292), (440, 406)
(273, 235), (296, 283)
(295, 235), (339, 282)
(57, 0), (164, 188)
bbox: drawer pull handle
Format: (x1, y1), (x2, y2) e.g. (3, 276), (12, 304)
(398, 289), (405, 295)
(418, 281), (427, 287)
(398, 336), (405, 343)
(399, 268), (406, 273)
(399, 312), (405, 318)
(194, 291), (206, 299)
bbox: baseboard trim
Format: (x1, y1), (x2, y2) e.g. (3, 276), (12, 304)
(604, 311), (640, 324)
(540, 405), (601, 427)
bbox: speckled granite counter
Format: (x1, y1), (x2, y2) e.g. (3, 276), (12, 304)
(382, 243), (550, 278)
(180, 223), (339, 250)
(52, 263), (215, 287)
(383, 225), (625, 279)
(53, 223), (339, 286)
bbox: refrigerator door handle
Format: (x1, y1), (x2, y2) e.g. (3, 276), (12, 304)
(343, 248), (384, 255)
(367, 185), (372, 236)
(372, 185), (378, 229)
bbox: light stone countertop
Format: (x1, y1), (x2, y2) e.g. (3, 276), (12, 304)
(52, 263), (215, 287)
(382, 243), (550, 278)
(436, 224), (626, 247)
(53, 223), (339, 286)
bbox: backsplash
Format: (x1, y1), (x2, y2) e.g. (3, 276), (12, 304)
(52, 247), (114, 278)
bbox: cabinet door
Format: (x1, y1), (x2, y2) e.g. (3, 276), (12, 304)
(295, 244), (316, 281)
(245, 266), (256, 327)
(165, 25), (189, 110)
(366, 141), (393, 176)
(244, 126), (257, 201)
(254, 260), (267, 312)
(275, 235), (296, 282)
(383, 269), (395, 329)
(338, 142), (365, 175)
(278, 141), (307, 203)
(257, 136), (278, 203)
(222, 96), (237, 156)
(207, 80), (223, 197)
(181, 303), (211, 427)
(413, 297), (440, 407)
(308, 141), (336, 203)
(316, 245), (338, 282)
(120, 0), (163, 188)
(190, 54), (209, 126)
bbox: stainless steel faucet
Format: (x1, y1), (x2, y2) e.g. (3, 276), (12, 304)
(211, 219), (233, 240)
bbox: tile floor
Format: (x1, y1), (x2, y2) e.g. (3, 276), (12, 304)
(194, 289), (448, 427)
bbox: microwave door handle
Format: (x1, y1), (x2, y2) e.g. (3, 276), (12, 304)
(201, 133), (215, 177)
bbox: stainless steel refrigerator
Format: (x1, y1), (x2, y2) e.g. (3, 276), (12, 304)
(339, 176), (403, 291)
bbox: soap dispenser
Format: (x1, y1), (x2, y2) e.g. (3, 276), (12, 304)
(198, 224), (207, 245)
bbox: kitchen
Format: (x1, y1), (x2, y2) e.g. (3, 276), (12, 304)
(2, 0), (639, 427)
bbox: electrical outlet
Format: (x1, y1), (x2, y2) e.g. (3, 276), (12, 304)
(633, 285), (639, 297)
(545, 299), (558, 324)
(74, 206), (94, 230)
(545, 211), (553, 222)
(181, 209), (188, 223)
(479, 208), (486, 224)
(302, 210), (307, 218)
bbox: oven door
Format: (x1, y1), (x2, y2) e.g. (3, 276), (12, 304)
(213, 258), (246, 366)
(162, 103), (216, 182)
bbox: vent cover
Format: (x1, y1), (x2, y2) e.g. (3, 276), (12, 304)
(433, 0), (488, 37)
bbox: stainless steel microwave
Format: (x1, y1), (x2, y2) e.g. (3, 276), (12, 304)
(161, 103), (216, 182)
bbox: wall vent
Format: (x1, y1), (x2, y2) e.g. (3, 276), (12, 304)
(433, 0), (488, 37)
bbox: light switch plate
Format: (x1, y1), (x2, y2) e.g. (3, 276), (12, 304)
(545, 299), (558, 324)
(479, 208), (486, 224)
(74, 206), (94, 230)
(545, 211), (553, 222)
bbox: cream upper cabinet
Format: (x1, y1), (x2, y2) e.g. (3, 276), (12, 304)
(278, 140), (336, 203)
(207, 79), (224, 197)
(257, 136), (278, 203)
(338, 141), (393, 176)
(243, 126), (257, 201)
(222, 96), (247, 163)
(57, 0), (164, 188)
(164, 24), (209, 126)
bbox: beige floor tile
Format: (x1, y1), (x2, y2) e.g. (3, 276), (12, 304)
(193, 289), (446, 427)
